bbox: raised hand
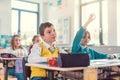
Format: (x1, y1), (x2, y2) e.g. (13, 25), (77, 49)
(83, 13), (96, 29)
(87, 13), (96, 23)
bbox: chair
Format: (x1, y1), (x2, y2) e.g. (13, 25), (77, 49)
(22, 57), (31, 80)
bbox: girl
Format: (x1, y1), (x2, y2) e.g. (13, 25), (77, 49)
(72, 14), (114, 59)
(5, 35), (28, 80)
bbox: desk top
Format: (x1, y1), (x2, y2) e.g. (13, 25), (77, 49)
(90, 59), (120, 67)
(0, 57), (23, 60)
(26, 63), (86, 71)
(26, 59), (120, 72)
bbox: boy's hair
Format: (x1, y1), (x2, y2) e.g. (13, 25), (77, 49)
(39, 22), (53, 36)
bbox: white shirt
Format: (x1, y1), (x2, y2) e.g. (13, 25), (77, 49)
(5, 47), (28, 67)
(5, 47), (28, 57)
(28, 40), (66, 63)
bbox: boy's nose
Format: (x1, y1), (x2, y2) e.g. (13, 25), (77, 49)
(51, 32), (56, 35)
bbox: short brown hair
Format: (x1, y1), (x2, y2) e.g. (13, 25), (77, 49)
(39, 22), (53, 36)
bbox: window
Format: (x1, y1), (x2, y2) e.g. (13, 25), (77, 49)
(11, 10), (18, 35)
(11, 1), (39, 46)
(81, 0), (96, 4)
(102, 0), (108, 45)
(81, 2), (100, 45)
(12, 0), (38, 11)
(80, 0), (108, 45)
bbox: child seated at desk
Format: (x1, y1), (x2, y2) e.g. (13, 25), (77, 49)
(28, 22), (66, 80)
(5, 35), (28, 80)
(28, 34), (41, 54)
(66, 13), (115, 80)
(72, 13), (115, 59)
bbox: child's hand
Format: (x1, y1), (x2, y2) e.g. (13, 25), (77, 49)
(47, 57), (58, 67)
(109, 54), (116, 59)
(17, 53), (24, 57)
(87, 13), (96, 22)
(83, 13), (96, 29)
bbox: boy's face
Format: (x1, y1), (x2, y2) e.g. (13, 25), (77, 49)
(41, 26), (56, 45)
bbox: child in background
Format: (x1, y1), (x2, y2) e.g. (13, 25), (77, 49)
(28, 35), (41, 54)
(27, 35), (41, 78)
(67, 14), (115, 80)
(72, 13), (114, 59)
(5, 35), (28, 80)
(28, 22), (66, 80)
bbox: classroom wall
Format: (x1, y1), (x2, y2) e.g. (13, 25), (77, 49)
(0, 0), (119, 46)
(42, 0), (80, 47)
(45, 0), (119, 46)
(108, 0), (117, 45)
(0, 0), (11, 35)
(117, 0), (120, 45)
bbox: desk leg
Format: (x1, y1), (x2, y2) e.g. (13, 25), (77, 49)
(47, 70), (54, 80)
(84, 68), (97, 80)
(4, 60), (8, 80)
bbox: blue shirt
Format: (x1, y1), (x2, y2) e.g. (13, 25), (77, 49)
(72, 27), (109, 60)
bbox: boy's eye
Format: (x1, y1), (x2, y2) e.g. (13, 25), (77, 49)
(53, 29), (56, 32)
(48, 31), (51, 34)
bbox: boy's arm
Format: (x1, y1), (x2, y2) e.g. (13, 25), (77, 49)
(28, 44), (48, 63)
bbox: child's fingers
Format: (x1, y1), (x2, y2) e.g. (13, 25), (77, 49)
(89, 13), (96, 20)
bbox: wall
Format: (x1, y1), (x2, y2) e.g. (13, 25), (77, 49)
(0, 0), (78, 47)
(107, 0), (117, 45)
(117, 0), (120, 45)
(0, 0), (11, 35)
(0, 0), (120, 46)
(89, 46), (120, 54)
(42, 0), (80, 47)
(43, 0), (120, 46)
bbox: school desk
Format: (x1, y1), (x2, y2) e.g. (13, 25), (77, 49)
(0, 57), (23, 80)
(26, 59), (120, 80)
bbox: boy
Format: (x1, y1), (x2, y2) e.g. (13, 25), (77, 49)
(28, 22), (66, 80)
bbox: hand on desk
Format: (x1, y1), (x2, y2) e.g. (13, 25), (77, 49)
(17, 53), (24, 57)
(109, 54), (116, 59)
(47, 57), (58, 67)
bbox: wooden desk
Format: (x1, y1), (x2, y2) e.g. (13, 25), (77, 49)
(0, 57), (22, 80)
(26, 59), (120, 80)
